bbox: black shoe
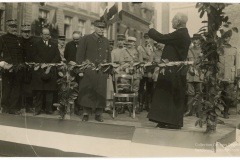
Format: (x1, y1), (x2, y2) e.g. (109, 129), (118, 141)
(156, 123), (167, 128)
(105, 110), (113, 114)
(46, 111), (53, 115)
(223, 112), (229, 119)
(82, 115), (89, 122)
(167, 124), (181, 129)
(95, 115), (104, 122)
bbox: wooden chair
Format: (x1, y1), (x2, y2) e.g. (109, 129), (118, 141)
(112, 74), (137, 118)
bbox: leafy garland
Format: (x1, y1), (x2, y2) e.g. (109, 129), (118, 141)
(195, 3), (239, 133)
(0, 60), (193, 119)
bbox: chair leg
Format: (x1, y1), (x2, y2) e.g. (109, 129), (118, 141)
(132, 97), (136, 119)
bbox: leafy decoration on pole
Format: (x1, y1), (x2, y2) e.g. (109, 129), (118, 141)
(194, 3), (238, 133)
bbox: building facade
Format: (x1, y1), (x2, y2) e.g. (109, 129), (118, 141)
(0, 2), (154, 45)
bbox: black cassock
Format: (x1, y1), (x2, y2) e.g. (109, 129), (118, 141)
(147, 28), (191, 127)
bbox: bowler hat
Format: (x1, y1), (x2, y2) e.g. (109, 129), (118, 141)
(94, 20), (106, 28)
(21, 24), (31, 31)
(6, 19), (17, 26)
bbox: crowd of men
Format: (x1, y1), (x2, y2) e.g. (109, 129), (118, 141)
(0, 14), (238, 126)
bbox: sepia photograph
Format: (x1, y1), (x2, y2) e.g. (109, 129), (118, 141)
(0, 0), (239, 157)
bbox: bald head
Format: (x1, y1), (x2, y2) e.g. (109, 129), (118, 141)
(171, 12), (188, 29)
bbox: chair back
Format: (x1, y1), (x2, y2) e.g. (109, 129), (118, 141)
(114, 74), (134, 94)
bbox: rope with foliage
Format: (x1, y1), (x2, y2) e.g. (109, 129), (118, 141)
(0, 60), (193, 119)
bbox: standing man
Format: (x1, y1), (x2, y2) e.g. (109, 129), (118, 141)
(0, 19), (23, 115)
(218, 30), (238, 119)
(64, 31), (82, 62)
(31, 28), (61, 115)
(76, 20), (111, 122)
(64, 31), (82, 115)
(151, 42), (164, 87)
(21, 24), (38, 113)
(137, 33), (154, 112)
(147, 12), (191, 129)
(184, 34), (204, 117)
(111, 34), (126, 63)
(58, 35), (66, 61)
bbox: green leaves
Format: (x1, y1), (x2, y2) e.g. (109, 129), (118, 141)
(232, 27), (238, 33)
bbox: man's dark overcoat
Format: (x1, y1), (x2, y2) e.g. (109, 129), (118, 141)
(147, 28), (191, 127)
(64, 41), (78, 62)
(21, 36), (40, 96)
(0, 33), (23, 112)
(31, 39), (61, 91)
(76, 32), (111, 109)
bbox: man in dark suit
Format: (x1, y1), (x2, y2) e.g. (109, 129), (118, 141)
(64, 31), (82, 62)
(147, 12), (191, 129)
(76, 20), (111, 122)
(31, 28), (61, 115)
(0, 19), (23, 115)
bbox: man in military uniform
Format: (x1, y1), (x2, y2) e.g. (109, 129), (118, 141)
(0, 19), (23, 114)
(21, 24), (39, 113)
(218, 30), (238, 119)
(151, 42), (164, 87)
(137, 33), (154, 112)
(76, 20), (111, 122)
(31, 28), (61, 115)
(184, 34), (204, 117)
(64, 31), (82, 62)
(58, 35), (66, 61)
(120, 36), (143, 113)
(111, 34), (126, 63)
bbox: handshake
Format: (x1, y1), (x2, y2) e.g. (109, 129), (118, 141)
(0, 61), (12, 70)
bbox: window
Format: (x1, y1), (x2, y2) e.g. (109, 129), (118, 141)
(78, 19), (85, 35)
(39, 9), (49, 19)
(64, 16), (72, 39)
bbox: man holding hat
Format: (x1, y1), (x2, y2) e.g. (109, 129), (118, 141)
(31, 27), (61, 115)
(0, 19), (24, 114)
(76, 20), (111, 122)
(137, 33), (154, 112)
(218, 30), (239, 119)
(184, 33), (204, 117)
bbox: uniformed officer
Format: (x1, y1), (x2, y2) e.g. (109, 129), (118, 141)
(111, 34), (126, 63)
(137, 33), (154, 112)
(120, 36), (143, 113)
(21, 24), (39, 113)
(0, 19), (23, 114)
(76, 20), (111, 122)
(184, 34), (204, 117)
(58, 35), (66, 61)
(218, 30), (238, 119)
(151, 42), (164, 87)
